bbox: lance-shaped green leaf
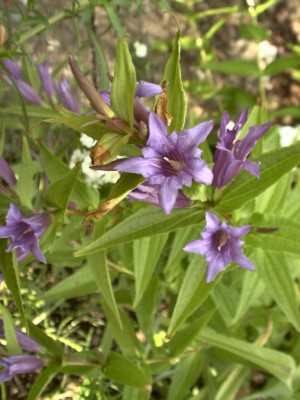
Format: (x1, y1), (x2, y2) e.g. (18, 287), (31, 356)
(41, 264), (98, 302)
(28, 364), (62, 400)
(27, 320), (63, 358)
(46, 112), (116, 140)
(111, 37), (136, 127)
(16, 136), (37, 209)
(204, 59), (260, 77)
(0, 305), (22, 355)
(44, 164), (80, 211)
(103, 352), (151, 389)
(168, 255), (219, 335)
(167, 353), (204, 400)
(216, 142), (300, 214)
(87, 220), (122, 329)
(0, 242), (28, 331)
(264, 55), (300, 75)
(75, 206), (204, 257)
(246, 213), (300, 256)
(162, 26), (187, 132)
(133, 233), (168, 307)
(198, 329), (296, 388)
(253, 249), (300, 330)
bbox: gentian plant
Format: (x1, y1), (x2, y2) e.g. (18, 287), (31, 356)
(1, 7), (300, 399)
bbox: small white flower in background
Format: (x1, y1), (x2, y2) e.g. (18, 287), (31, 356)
(278, 125), (300, 147)
(80, 133), (96, 149)
(69, 149), (120, 188)
(133, 41), (148, 58)
(258, 40), (278, 70)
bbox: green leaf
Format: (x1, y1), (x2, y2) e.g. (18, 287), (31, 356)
(44, 164), (80, 210)
(216, 142), (300, 214)
(46, 112), (115, 140)
(246, 213), (300, 256)
(205, 60), (260, 77)
(167, 353), (204, 400)
(162, 27), (187, 132)
(168, 256), (219, 335)
(111, 37), (136, 127)
(231, 268), (265, 324)
(87, 27), (110, 90)
(264, 55), (300, 75)
(27, 320), (64, 357)
(122, 386), (151, 400)
(28, 364), (62, 400)
(253, 249), (300, 330)
(215, 365), (249, 400)
(75, 206), (204, 257)
(198, 329), (296, 387)
(103, 352), (150, 389)
(239, 24), (269, 42)
(0, 105), (58, 118)
(168, 307), (215, 357)
(0, 242), (28, 331)
(41, 265), (98, 301)
(102, 302), (145, 358)
(0, 305), (22, 354)
(133, 234), (168, 306)
(16, 137), (37, 209)
(87, 221), (122, 329)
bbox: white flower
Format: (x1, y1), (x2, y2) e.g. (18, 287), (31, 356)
(80, 133), (96, 149)
(278, 125), (300, 147)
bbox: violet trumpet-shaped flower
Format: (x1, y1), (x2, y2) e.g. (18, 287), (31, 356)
(94, 112), (214, 214)
(3, 74), (43, 105)
(213, 109), (271, 189)
(56, 76), (80, 112)
(2, 58), (22, 80)
(128, 182), (193, 209)
(37, 61), (55, 99)
(0, 355), (44, 383)
(184, 212), (253, 282)
(0, 157), (16, 186)
(0, 320), (41, 353)
(0, 203), (50, 263)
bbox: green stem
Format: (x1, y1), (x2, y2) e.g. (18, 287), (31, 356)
(17, 4), (88, 45)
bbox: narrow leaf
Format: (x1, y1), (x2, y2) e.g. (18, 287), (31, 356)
(0, 305), (22, 354)
(162, 27), (187, 131)
(254, 249), (300, 330)
(75, 207), (204, 257)
(111, 37), (136, 127)
(16, 136), (36, 208)
(198, 329), (296, 387)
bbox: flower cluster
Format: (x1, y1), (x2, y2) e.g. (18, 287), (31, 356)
(2, 58), (79, 112)
(89, 82), (270, 281)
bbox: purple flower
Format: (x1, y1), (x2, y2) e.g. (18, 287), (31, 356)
(184, 212), (253, 282)
(3, 75), (43, 105)
(0, 157), (16, 186)
(56, 76), (80, 112)
(0, 320), (41, 353)
(2, 58), (22, 80)
(16, 80), (43, 104)
(128, 182), (193, 209)
(0, 355), (44, 383)
(94, 112), (213, 214)
(37, 61), (55, 99)
(0, 203), (50, 263)
(213, 109), (271, 189)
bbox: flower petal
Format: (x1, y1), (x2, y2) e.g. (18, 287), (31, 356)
(158, 176), (181, 214)
(178, 120), (214, 152)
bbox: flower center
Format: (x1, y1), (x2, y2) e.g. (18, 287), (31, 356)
(215, 230), (229, 251)
(163, 156), (185, 175)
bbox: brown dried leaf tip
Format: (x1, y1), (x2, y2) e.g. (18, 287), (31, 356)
(90, 143), (111, 167)
(155, 80), (173, 126)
